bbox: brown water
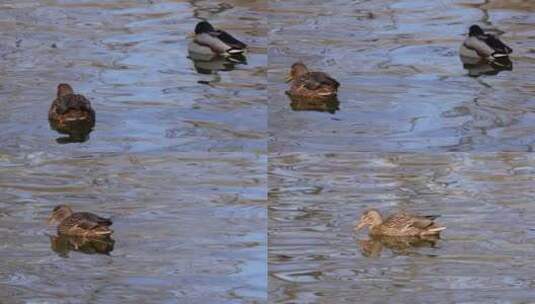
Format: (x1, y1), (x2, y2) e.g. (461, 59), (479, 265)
(0, 153), (266, 303)
(269, 0), (535, 152)
(0, 0), (267, 154)
(269, 153), (535, 303)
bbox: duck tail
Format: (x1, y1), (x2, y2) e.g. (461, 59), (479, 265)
(421, 226), (446, 236)
(226, 47), (246, 55)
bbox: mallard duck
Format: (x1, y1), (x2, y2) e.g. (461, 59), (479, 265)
(285, 62), (339, 101)
(48, 83), (95, 135)
(460, 25), (512, 62)
(355, 209), (446, 237)
(47, 205), (113, 237)
(188, 21), (247, 58)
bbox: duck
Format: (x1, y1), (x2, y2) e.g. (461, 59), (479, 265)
(285, 62), (340, 101)
(460, 25), (512, 62)
(355, 209), (446, 237)
(47, 205), (113, 237)
(48, 83), (95, 135)
(188, 21), (247, 58)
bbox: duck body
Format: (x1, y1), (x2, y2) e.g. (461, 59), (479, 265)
(460, 25), (512, 62)
(48, 84), (95, 135)
(356, 209), (446, 237)
(48, 205), (113, 237)
(286, 62), (339, 101)
(189, 21), (247, 58)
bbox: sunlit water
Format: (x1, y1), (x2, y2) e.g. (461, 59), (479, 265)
(0, 0), (267, 154)
(269, 0), (535, 152)
(269, 153), (535, 303)
(0, 153), (266, 303)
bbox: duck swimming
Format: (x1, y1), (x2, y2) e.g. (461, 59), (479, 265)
(286, 62), (339, 101)
(48, 83), (95, 136)
(48, 205), (113, 237)
(188, 21), (247, 58)
(460, 25), (512, 62)
(355, 209), (446, 237)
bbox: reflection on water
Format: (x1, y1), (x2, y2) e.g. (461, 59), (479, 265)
(289, 96), (340, 114)
(0, 0), (267, 154)
(189, 53), (247, 75)
(460, 56), (513, 77)
(269, 0), (535, 152)
(49, 235), (115, 258)
(357, 235), (440, 258)
(269, 153), (535, 303)
(0, 153), (266, 303)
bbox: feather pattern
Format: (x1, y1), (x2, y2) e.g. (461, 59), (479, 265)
(286, 63), (339, 101)
(191, 21), (247, 56)
(356, 209), (446, 237)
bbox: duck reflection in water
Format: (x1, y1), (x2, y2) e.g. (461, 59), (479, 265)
(288, 95), (340, 114)
(188, 51), (247, 75)
(357, 235), (439, 258)
(460, 55), (513, 77)
(48, 84), (95, 144)
(49, 234), (114, 257)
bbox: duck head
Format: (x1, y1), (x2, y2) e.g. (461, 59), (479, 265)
(355, 209), (383, 231)
(469, 25), (484, 36)
(286, 62), (309, 82)
(48, 205), (73, 224)
(57, 83), (74, 98)
(194, 21), (215, 34)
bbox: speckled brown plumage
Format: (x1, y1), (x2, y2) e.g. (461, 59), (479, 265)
(48, 205), (113, 237)
(286, 62), (339, 101)
(48, 84), (95, 135)
(355, 209), (446, 237)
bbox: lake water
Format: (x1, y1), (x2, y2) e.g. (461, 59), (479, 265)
(269, 153), (535, 303)
(0, 153), (266, 303)
(268, 0), (535, 152)
(0, 0), (267, 154)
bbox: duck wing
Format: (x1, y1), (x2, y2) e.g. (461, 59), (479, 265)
(56, 94), (93, 115)
(72, 212), (112, 227)
(481, 34), (512, 54)
(210, 30), (247, 50)
(303, 72), (340, 90)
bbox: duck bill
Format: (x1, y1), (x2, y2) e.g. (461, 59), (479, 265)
(46, 215), (55, 224)
(284, 74), (293, 83)
(354, 221), (366, 231)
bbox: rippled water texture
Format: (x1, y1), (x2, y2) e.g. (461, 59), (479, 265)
(0, 153), (266, 303)
(0, 0), (267, 154)
(269, 0), (535, 152)
(269, 153), (535, 303)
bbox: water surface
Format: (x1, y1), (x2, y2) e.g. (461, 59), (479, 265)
(269, 153), (535, 303)
(0, 0), (267, 154)
(0, 153), (266, 303)
(268, 0), (535, 152)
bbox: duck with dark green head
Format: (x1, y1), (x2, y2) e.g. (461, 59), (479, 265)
(460, 25), (512, 62)
(188, 21), (247, 58)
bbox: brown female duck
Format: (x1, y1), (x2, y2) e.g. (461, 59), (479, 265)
(48, 84), (95, 135)
(355, 209), (446, 237)
(285, 62), (339, 101)
(48, 205), (113, 237)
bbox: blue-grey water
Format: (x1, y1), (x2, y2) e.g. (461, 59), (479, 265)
(269, 0), (535, 152)
(269, 153), (535, 303)
(0, 153), (266, 303)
